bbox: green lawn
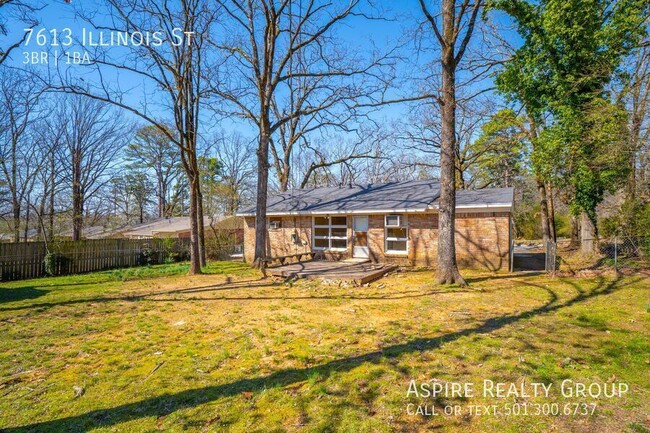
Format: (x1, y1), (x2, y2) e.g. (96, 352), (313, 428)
(0, 264), (648, 432)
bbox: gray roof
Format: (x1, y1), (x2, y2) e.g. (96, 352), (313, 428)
(237, 180), (513, 216)
(455, 187), (515, 208)
(119, 216), (239, 237)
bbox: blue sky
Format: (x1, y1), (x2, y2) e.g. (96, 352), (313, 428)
(3, 1), (517, 149)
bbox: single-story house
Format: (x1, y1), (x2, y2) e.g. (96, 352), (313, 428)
(237, 179), (514, 271)
(0, 228), (40, 243)
(119, 216), (243, 240)
(59, 225), (124, 240)
(119, 217), (198, 239)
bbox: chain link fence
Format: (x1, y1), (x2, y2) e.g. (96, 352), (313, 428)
(599, 236), (650, 270)
(553, 236), (650, 272)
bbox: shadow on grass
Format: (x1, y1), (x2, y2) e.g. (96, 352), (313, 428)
(0, 279), (270, 313)
(0, 278), (480, 313)
(0, 287), (49, 304)
(147, 288), (477, 302)
(1, 275), (637, 433)
(0, 263), (255, 289)
(466, 271), (545, 284)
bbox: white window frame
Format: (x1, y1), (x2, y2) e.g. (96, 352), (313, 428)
(385, 214), (408, 255)
(385, 214), (401, 227)
(312, 216), (348, 251)
(268, 217), (282, 230)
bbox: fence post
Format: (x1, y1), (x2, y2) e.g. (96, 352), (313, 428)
(614, 236), (618, 272)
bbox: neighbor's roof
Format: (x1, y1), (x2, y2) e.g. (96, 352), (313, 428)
(237, 180), (514, 216)
(121, 217), (195, 237)
(121, 215), (242, 237)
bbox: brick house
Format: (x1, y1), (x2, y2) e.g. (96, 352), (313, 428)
(237, 180), (514, 271)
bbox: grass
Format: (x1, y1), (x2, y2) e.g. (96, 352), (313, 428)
(0, 263), (648, 432)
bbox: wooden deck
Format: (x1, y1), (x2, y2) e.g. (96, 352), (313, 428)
(265, 258), (397, 285)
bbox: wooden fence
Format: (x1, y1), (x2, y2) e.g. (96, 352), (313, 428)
(0, 238), (190, 281)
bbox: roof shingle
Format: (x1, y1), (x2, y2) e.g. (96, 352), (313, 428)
(238, 179), (513, 216)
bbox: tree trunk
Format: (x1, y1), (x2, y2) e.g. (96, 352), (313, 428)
(456, 164), (466, 189)
(569, 214), (579, 249)
(196, 185), (207, 267)
(187, 171), (202, 275)
(627, 110), (641, 203)
(72, 184), (83, 241)
(23, 191), (30, 242)
(278, 150), (292, 192)
(547, 182), (556, 242)
(10, 137), (19, 243)
(627, 152), (636, 203)
(72, 154), (83, 241)
(37, 190), (46, 241)
(48, 154), (55, 241)
(158, 177), (165, 218)
(253, 126), (270, 267)
(12, 199), (20, 243)
(537, 178), (551, 246)
(227, 188), (237, 216)
(580, 211), (596, 254)
(435, 0), (466, 286)
(279, 169), (289, 192)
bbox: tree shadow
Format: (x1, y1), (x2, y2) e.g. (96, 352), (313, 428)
(146, 287), (479, 303)
(0, 279), (273, 313)
(465, 271), (544, 284)
(0, 287), (49, 304)
(1, 274), (636, 432)
(0, 276), (484, 313)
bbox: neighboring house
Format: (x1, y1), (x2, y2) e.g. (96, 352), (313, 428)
(0, 217), (244, 246)
(59, 225), (124, 240)
(119, 216), (243, 241)
(119, 217), (196, 239)
(237, 179), (514, 271)
(0, 228), (39, 242)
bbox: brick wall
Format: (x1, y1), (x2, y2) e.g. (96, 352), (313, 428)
(243, 216), (313, 263)
(454, 212), (511, 271)
(243, 211), (511, 271)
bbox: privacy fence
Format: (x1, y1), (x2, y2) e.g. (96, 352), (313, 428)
(0, 238), (190, 281)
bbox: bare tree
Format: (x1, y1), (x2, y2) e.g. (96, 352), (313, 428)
(0, 67), (43, 242)
(124, 171), (155, 224)
(57, 95), (129, 240)
(0, 1), (41, 65)
(623, 45), (650, 202)
(211, 0), (402, 266)
(107, 176), (132, 223)
(50, 0), (215, 273)
(32, 100), (67, 241)
(212, 132), (255, 215)
(266, 25), (396, 192)
(295, 125), (409, 188)
(419, 0), (482, 286)
(125, 125), (183, 218)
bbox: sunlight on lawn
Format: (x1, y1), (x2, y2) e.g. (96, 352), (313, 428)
(0, 263), (648, 432)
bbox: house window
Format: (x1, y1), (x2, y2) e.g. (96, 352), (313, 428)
(268, 217), (282, 230)
(313, 216), (348, 250)
(385, 214), (408, 254)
